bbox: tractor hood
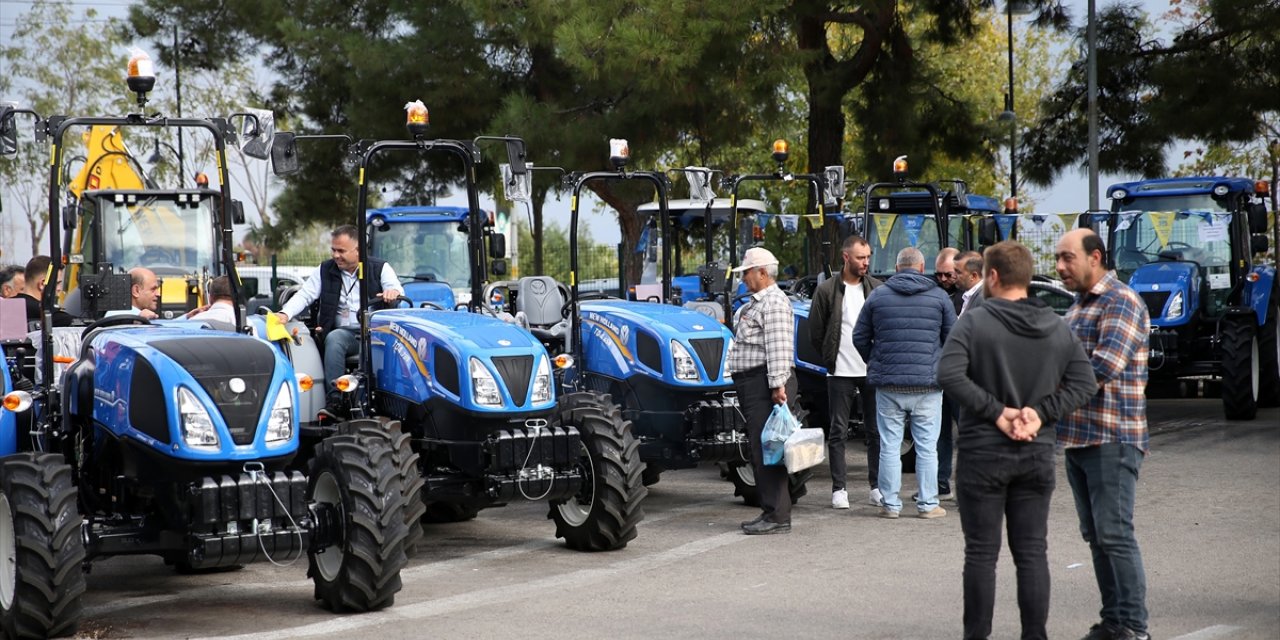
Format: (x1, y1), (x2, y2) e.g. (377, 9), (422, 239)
(83, 326), (299, 461)
(1128, 261), (1198, 327)
(578, 300), (733, 387)
(368, 309), (554, 413)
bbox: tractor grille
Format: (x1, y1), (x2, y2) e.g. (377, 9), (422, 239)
(491, 355), (533, 407)
(1139, 291), (1171, 318)
(153, 338), (276, 445)
(690, 338), (725, 382)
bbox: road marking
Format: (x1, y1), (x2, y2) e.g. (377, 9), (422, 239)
(83, 498), (726, 619)
(1166, 626), (1245, 640)
(193, 529), (751, 640)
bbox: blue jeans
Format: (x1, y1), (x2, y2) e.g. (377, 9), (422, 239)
(1065, 444), (1148, 634)
(323, 327), (360, 400)
(876, 389), (942, 512)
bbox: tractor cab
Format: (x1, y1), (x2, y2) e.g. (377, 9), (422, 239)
(366, 205), (485, 310)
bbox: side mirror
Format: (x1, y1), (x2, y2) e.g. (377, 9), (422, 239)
(0, 104), (18, 157)
(490, 258), (507, 276)
(1251, 234), (1270, 255)
(228, 200), (246, 225)
(502, 163), (532, 203)
(61, 203), (78, 230)
(270, 132), (299, 176)
(489, 232), (506, 259)
(822, 166), (846, 205)
(977, 217), (998, 246)
(1247, 203), (1268, 234)
(505, 139), (527, 175)
(240, 109), (274, 160)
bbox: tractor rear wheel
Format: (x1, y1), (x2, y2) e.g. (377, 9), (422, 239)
(1258, 294), (1279, 408)
(548, 392), (647, 551)
(337, 419), (426, 557)
(307, 435), (408, 612)
(1221, 317), (1260, 420)
(0, 454), (86, 639)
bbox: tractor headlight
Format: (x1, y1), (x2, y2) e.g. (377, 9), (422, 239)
(177, 387), (219, 450)
(531, 356), (552, 403)
(265, 385), (294, 444)
(1166, 291), (1184, 319)
(671, 340), (700, 381)
(470, 357), (502, 406)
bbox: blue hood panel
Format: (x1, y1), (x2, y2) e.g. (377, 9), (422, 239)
(402, 282), (457, 310)
(369, 309), (554, 412)
(578, 300), (733, 387)
(1128, 262), (1197, 326)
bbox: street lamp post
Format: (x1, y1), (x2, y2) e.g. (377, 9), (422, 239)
(1002, 2), (1033, 213)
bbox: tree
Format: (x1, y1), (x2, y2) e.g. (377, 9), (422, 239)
(1021, 0), (1280, 185)
(0, 0), (133, 259)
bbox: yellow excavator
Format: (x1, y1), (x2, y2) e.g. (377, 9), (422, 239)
(60, 124), (244, 317)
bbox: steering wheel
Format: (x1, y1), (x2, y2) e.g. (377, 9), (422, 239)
(368, 295), (414, 311)
(139, 247), (178, 266)
(81, 314), (152, 339)
(418, 301), (445, 310)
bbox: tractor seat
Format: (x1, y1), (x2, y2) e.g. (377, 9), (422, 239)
(515, 276), (569, 345)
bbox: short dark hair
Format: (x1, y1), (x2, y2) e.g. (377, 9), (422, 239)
(207, 275), (233, 300)
(24, 255), (52, 285)
(332, 224), (359, 243)
(957, 251), (983, 276)
(1081, 232), (1106, 261)
(842, 234), (868, 252)
(983, 241), (1033, 288)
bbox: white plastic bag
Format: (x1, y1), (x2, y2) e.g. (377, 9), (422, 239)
(784, 428), (827, 473)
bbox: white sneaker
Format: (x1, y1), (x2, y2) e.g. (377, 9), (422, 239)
(868, 487), (883, 506)
(832, 489), (850, 509)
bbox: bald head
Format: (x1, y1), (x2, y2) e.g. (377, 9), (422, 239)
(1055, 229), (1108, 293)
(129, 267), (161, 312)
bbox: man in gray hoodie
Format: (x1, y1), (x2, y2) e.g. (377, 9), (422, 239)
(938, 241), (1097, 640)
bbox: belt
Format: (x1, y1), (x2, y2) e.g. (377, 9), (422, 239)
(731, 365), (767, 378)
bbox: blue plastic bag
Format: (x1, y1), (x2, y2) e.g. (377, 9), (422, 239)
(761, 404), (800, 466)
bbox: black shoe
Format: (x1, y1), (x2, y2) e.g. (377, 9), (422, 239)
(1081, 621), (1131, 640)
(740, 514), (766, 528)
(317, 400), (346, 424)
(742, 520), (791, 535)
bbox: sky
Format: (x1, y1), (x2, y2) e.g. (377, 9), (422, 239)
(0, 0), (1190, 258)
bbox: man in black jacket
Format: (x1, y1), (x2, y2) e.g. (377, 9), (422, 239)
(18, 255), (75, 327)
(277, 225), (403, 420)
(938, 240), (1097, 640)
(808, 234), (882, 508)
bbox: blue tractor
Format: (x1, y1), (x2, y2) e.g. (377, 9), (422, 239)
(265, 112), (646, 551)
(1089, 177), (1278, 419)
(0, 74), (408, 638)
(486, 142), (786, 505)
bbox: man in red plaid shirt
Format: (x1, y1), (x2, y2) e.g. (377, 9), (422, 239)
(1055, 229), (1151, 640)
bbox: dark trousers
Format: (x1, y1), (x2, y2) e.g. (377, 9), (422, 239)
(939, 394), (956, 493)
(825, 376), (872, 492)
(734, 367), (798, 525)
(957, 442), (1055, 640)
(1066, 444), (1148, 634)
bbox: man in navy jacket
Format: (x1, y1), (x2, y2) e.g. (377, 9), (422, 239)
(853, 246), (955, 518)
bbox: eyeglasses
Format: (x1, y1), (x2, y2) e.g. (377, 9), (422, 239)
(936, 271), (957, 279)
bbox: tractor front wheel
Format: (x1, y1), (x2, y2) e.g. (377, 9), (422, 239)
(337, 419), (426, 557)
(1257, 293), (1279, 408)
(548, 392), (647, 551)
(307, 435), (408, 612)
(0, 454), (86, 639)
(1221, 316), (1260, 420)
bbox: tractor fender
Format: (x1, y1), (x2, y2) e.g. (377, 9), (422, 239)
(1244, 265), (1276, 327)
(0, 361), (17, 455)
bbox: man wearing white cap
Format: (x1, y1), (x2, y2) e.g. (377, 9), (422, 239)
(727, 247), (799, 535)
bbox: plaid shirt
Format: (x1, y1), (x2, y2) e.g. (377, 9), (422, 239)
(1058, 272), (1150, 452)
(727, 283), (795, 389)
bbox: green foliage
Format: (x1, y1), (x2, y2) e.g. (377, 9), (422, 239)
(515, 218), (618, 283)
(1022, 0), (1280, 184)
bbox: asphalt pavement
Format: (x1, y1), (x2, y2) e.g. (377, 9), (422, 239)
(74, 399), (1279, 640)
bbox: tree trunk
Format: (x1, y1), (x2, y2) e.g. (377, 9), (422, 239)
(532, 183), (549, 276)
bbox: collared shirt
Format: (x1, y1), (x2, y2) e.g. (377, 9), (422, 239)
(1058, 271), (1150, 452)
(727, 282), (794, 389)
(189, 300), (236, 325)
(960, 280), (983, 315)
(281, 263), (402, 328)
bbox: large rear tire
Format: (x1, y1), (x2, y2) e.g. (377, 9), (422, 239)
(307, 435), (408, 612)
(1257, 294), (1279, 408)
(336, 419), (426, 557)
(1221, 317), (1259, 420)
(548, 392), (647, 551)
(0, 454), (86, 639)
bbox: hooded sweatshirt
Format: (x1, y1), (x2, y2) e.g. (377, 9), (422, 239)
(853, 271), (955, 389)
(937, 296), (1097, 450)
